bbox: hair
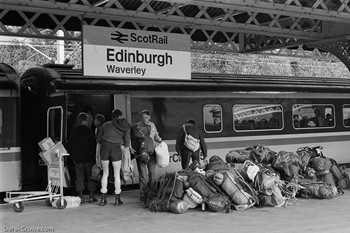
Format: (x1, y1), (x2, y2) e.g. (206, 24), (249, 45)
(112, 109), (123, 119)
(76, 112), (89, 125)
(82, 105), (92, 114)
(139, 109), (150, 116)
(94, 114), (105, 124)
(186, 119), (196, 125)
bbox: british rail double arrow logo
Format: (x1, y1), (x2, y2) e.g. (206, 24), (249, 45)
(111, 31), (128, 43)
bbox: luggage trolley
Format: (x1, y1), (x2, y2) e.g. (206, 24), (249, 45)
(5, 106), (69, 212)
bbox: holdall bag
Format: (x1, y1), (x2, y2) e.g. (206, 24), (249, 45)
(182, 125), (200, 152)
(155, 141), (170, 168)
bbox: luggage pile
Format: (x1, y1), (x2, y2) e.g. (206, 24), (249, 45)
(147, 145), (349, 214)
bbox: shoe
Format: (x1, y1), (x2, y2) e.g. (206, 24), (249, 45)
(114, 194), (123, 206)
(78, 192), (85, 204)
(99, 193), (107, 206)
(88, 196), (97, 203)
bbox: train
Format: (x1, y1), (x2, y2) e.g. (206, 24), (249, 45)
(0, 63), (21, 193)
(1, 62), (350, 193)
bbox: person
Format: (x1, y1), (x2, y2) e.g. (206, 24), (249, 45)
(68, 112), (96, 203)
(175, 120), (207, 170)
(86, 113), (106, 203)
(98, 109), (131, 206)
(132, 110), (162, 201)
(82, 105), (93, 129)
(308, 109), (327, 127)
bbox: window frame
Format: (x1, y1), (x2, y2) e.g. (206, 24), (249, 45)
(203, 104), (223, 134)
(343, 104), (350, 128)
(232, 104), (284, 132)
(292, 104), (335, 130)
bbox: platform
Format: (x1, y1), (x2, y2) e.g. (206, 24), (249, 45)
(1, 189), (350, 233)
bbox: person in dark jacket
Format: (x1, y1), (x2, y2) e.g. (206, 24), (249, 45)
(176, 120), (207, 169)
(68, 112), (96, 203)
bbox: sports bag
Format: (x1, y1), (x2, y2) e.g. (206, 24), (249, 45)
(183, 125), (200, 152)
(155, 141), (170, 168)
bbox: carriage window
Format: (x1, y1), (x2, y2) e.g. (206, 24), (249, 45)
(233, 104), (283, 131)
(0, 108), (2, 135)
(292, 104), (334, 129)
(343, 105), (350, 127)
(203, 104), (222, 133)
(48, 107), (63, 142)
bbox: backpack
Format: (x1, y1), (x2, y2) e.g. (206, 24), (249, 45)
(220, 168), (258, 210)
(329, 159), (350, 190)
(120, 146), (134, 184)
(148, 173), (177, 212)
(188, 172), (232, 213)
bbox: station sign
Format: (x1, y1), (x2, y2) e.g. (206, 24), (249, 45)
(83, 25), (191, 79)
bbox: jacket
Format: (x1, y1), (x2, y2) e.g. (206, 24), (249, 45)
(68, 125), (96, 163)
(175, 123), (207, 157)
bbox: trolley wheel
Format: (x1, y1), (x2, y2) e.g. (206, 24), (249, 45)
(45, 198), (53, 207)
(13, 202), (24, 213)
(56, 198), (67, 209)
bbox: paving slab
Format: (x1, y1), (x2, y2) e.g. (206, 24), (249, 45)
(1, 189), (350, 233)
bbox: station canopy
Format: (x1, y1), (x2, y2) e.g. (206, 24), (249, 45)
(1, 0), (350, 70)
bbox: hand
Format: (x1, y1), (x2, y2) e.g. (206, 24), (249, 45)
(130, 147), (136, 154)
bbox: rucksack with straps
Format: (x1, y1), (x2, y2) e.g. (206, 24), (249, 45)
(188, 171), (232, 213)
(219, 168), (258, 210)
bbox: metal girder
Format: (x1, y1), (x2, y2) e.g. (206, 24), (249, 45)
(1, 0), (350, 68)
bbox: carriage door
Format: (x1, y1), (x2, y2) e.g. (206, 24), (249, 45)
(114, 93), (131, 122)
(47, 93), (66, 143)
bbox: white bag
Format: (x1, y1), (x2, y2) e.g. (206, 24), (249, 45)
(155, 141), (170, 168)
(183, 125), (200, 152)
(121, 146), (134, 182)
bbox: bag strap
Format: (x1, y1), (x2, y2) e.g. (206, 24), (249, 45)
(182, 125), (187, 135)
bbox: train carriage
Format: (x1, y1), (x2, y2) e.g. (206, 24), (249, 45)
(20, 64), (350, 189)
(0, 63), (21, 193)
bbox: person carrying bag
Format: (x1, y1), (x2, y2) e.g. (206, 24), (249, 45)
(175, 120), (207, 169)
